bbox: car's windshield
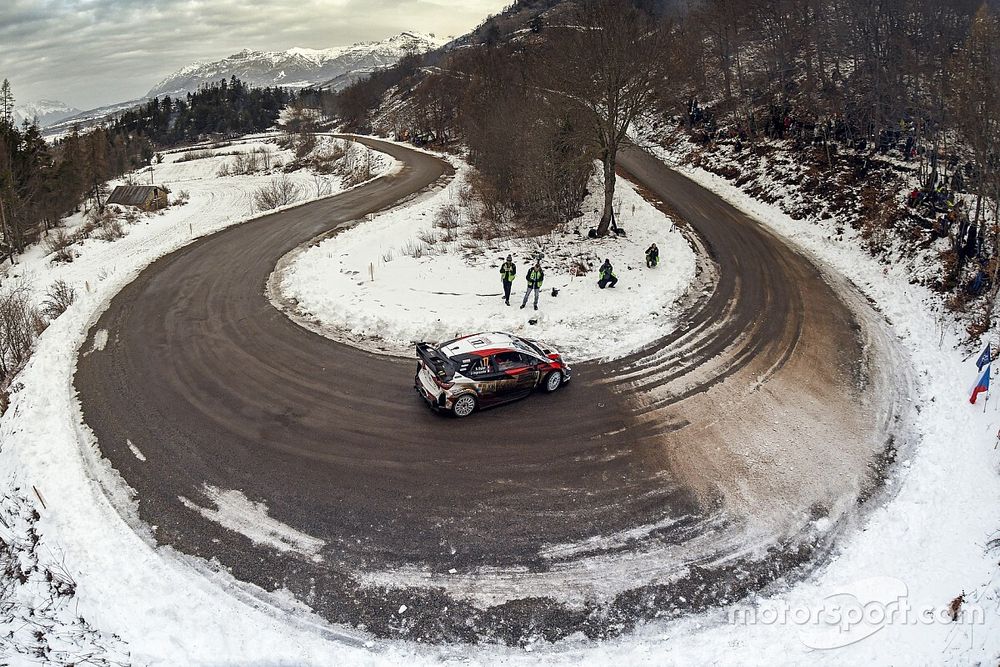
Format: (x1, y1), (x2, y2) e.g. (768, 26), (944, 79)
(513, 337), (544, 357)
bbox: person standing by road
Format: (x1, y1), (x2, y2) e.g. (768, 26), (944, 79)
(520, 260), (544, 310)
(499, 255), (516, 306)
(598, 259), (618, 289)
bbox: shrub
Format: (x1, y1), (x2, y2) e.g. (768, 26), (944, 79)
(41, 280), (76, 320)
(434, 204), (461, 241)
(0, 282), (43, 383)
(343, 146), (373, 187)
(45, 229), (75, 263)
(95, 215), (126, 242)
(294, 133), (317, 159)
(178, 149), (213, 162)
(173, 190), (190, 206)
(400, 240), (427, 259)
(253, 175), (302, 211)
(417, 229), (439, 245)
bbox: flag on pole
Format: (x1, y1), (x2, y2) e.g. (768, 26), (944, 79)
(976, 345), (992, 372)
(970, 367), (990, 404)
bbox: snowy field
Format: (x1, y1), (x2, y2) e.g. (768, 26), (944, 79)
(0, 134), (996, 664)
(3, 136), (394, 309)
(273, 161), (697, 361)
(0, 136), (403, 664)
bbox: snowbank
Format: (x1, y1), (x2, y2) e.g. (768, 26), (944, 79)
(273, 161), (697, 361)
(0, 136), (405, 665)
(543, 141), (1000, 665)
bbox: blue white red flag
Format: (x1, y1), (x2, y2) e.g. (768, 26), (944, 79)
(970, 367), (990, 404)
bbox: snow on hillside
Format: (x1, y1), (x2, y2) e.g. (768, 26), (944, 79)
(0, 136), (398, 662)
(12, 99), (81, 127)
(272, 158), (697, 362)
(148, 32), (448, 97)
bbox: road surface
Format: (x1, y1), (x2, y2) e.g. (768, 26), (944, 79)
(75, 137), (905, 643)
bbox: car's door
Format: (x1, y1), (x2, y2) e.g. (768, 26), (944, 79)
(494, 352), (540, 398)
(466, 355), (516, 406)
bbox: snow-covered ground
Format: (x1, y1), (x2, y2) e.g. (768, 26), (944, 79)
(0, 133), (996, 664)
(273, 161), (696, 361)
(0, 136), (402, 664)
(554, 142), (1000, 665)
(4, 136), (394, 309)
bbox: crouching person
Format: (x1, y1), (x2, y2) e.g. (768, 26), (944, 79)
(645, 243), (659, 268)
(598, 259), (618, 289)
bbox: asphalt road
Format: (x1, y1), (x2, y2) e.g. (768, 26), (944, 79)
(75, 138), (901, 643)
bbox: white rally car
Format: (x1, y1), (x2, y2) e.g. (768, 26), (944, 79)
(414, 332), (571, 417)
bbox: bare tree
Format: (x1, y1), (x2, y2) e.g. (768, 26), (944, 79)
(949, 4), (1000, 329)
(253, 175), (302, 210)
(0, 281), (42, 382)
(544, 0), (671, 236)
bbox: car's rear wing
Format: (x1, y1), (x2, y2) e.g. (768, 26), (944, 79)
(416, 342), (455, 380)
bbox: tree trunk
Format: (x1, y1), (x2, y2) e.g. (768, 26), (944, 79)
(0, 196), (15, 265)
(597, 146), (616, 236)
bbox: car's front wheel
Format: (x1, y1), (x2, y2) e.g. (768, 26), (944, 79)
(543, 370), (563, 392)
(452, 394), (477, 418)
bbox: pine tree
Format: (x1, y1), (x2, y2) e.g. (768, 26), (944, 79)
(0, 79), (14, 128)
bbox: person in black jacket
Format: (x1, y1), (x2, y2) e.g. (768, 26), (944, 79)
(645, 243), (659, 268)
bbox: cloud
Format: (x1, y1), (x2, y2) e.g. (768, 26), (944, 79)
(0, 0), (507, 109)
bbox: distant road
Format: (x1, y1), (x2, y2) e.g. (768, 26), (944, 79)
(76, 137), (900, 643)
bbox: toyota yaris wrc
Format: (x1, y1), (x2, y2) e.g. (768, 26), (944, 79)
(414, 332), (571, 417)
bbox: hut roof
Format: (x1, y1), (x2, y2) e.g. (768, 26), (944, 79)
(107, 185), (165, 206)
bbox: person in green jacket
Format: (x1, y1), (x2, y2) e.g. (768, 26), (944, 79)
(499, 254), (516, 306)
(645, 243), (659, 268)
(598, 258), (618, 288)
(520, 260), (544, 310)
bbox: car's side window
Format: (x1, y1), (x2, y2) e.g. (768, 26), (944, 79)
(495, 352), (527, 371)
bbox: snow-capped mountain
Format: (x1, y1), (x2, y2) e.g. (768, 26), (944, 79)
(147, 32), (447, 97)
(12, 99), (81, 127)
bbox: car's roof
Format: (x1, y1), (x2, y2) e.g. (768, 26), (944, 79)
(439, 332), (533, 358)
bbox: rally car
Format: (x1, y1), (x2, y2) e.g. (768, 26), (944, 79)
(414, 332), (571, 417)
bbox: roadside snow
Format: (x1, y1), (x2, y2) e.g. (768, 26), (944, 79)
(0, 135), (400, 665)
(273, 161), (697, 361)
(0, 132), (996, 665)
(540, 142), (999, 665)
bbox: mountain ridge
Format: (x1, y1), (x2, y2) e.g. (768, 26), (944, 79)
(12, 99), (81, 128)
(147, 31), (447, 97)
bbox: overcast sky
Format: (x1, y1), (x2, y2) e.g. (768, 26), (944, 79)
(0, 0), (508, 110)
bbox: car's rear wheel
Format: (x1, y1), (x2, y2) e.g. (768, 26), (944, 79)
(544, 370), (563, 392)
(452, 394), (477, 418)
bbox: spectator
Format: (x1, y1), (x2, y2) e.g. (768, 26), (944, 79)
(598, 259), (618, 289)
(499, 255), (516, 306)
(520, 260), (544, 310)
(645, 243), (659, 268)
